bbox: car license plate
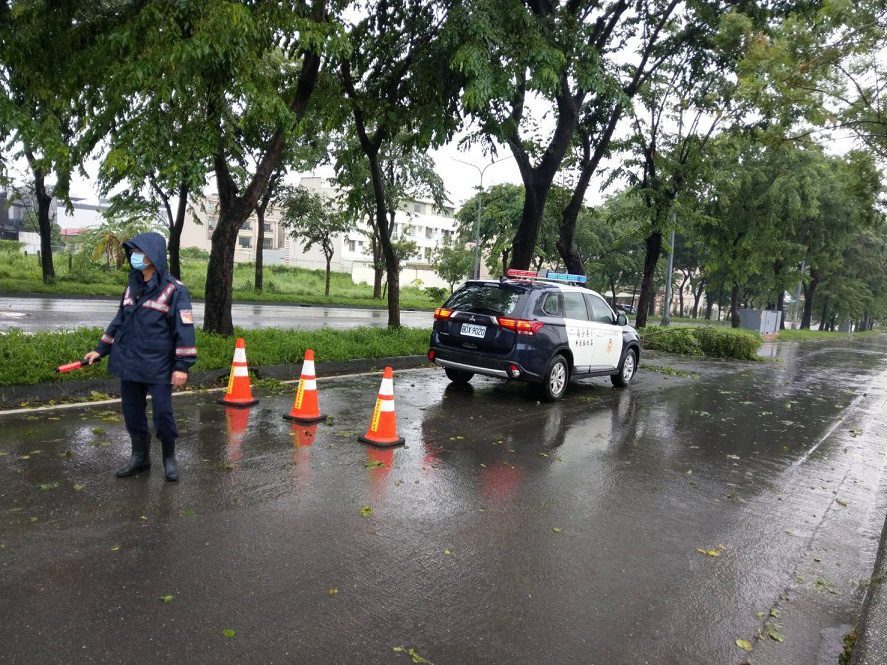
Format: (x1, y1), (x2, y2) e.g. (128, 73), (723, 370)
(460, 323), (486, 338)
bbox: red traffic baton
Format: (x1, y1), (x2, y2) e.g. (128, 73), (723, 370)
(56, 360), (86, 373)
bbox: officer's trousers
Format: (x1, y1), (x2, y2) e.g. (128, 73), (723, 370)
(120, 380), (178, 443)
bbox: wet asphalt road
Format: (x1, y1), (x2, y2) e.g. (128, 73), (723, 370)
(0, 296), (431, 332)
(2, 337), (887, 664)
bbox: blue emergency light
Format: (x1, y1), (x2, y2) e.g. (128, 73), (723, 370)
(505, 269), (587, 285)
(545, 271), (587, 284)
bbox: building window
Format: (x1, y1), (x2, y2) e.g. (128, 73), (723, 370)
(413, 202), (425, 214)
(262, 238), (272, 250)
(424, 247), (432, 260)
(242, 221), (252, 231)
(263, 223), (272, 232)
(347, 239), (356, 252)
(238, 236), (252, 248)
(425, 227), (434, 239)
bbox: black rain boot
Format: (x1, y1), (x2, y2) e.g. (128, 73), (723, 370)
(160, 439), (179, 482)
(116, 435), (151, 477)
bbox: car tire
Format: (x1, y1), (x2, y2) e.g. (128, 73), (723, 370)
(445, 367), (474, 384)
(539, 354), (570, 402)
(611, 348), (637, 387)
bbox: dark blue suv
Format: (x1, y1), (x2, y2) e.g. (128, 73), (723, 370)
(427, 270), (641, 401)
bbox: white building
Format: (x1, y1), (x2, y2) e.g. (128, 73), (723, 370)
(181, 178), (463, 290)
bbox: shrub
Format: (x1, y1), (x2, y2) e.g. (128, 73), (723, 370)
(640, 325), (761, 360)
(425, 286), (448, 304)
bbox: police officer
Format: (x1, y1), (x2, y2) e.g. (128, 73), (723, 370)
(84, 232), (197, 482)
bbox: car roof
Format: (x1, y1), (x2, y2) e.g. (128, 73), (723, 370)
(463, 278), (606, 298)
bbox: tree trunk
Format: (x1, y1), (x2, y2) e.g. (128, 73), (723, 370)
(730, 282), (740, 328)
(800, 273), (819, 329)
(820, 300), (829, 332)
(509, 171), (550, 270)
(776, 290), (786, 330)
(255, 208), (265, 293)
(27, 165), (56, 284)
(204, 205), (246, 336)
(634, 231), (663, 328)
(691, 279), (705, 319)
(677, 273), (689, 317)
(324, 254), (332, 297)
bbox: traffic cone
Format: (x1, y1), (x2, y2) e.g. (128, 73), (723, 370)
(358, 366), (405, 448)
(283, 349), (327, 423)
(217, 337), (259, 407)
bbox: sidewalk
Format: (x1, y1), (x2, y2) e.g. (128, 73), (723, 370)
(851, 513), (887, 664)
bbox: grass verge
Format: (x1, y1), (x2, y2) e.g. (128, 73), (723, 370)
(776, 329), (882, 342)
(0, 326), (432, 387)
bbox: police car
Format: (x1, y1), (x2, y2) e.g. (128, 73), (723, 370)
(427, 269), (641, 401)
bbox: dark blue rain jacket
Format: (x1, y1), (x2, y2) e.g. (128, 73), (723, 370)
(94, 232), (197, 383)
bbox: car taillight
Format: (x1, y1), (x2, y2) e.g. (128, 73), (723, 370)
(427, 349), (436, 361)
(434, 307), (453, 320)
(497, 317), (544, 335)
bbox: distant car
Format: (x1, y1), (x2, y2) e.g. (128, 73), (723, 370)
(427, 270), (642, 401)
(616, 303), (636, 314)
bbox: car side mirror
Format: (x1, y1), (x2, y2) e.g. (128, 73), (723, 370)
(616, 313), (628, 326)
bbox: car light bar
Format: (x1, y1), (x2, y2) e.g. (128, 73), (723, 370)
(434, 307), (453, 320)
(505, 269), (587, 285)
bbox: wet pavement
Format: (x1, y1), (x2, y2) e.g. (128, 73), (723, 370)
(0, 296), (431, 332)
(1, 337), (887, 664)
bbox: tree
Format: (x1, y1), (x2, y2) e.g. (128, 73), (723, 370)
(281, 186), (352, 297)
(338, 0), (461, 327)
(0, 2), (116, 283)
(432, 240), (473, 293)
(98, 1), (343, 335)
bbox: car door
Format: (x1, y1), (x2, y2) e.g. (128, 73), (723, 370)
(585, 293), (623, 370)
(561, 290), (595, 372)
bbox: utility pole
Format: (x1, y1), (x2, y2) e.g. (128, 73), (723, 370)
(453, 155), (513, 279)
(660, 212), (676, 326)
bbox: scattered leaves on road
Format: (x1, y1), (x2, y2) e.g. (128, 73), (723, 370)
(836, 498), (849, 507)
(328, 588), (338, 596)
(359, 506), (373, 517)
(73, 483), (85, 492)
(696, 544), (727, 557)
(39, 482), (58, 491)
(735, 639), (753, 652)
(222, 629), (236, 639)
(393, 646), (432, 664)
(552, 527), (562, 534)
(365, 460), (386, 468)
(443, 549), (452, 556)
(159, 595), (174, 603)
(766, 623), (785, 642)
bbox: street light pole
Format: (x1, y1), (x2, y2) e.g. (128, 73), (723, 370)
(661, 212), (676, 327)
(454, 155), (512, 279)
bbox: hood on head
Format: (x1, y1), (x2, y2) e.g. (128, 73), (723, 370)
(124, 232), (168, 276)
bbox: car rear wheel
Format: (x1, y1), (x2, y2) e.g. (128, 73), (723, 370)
(611, 348), (637, 387)
(539, 354), (569, 402)
(445, 367), (474, 384)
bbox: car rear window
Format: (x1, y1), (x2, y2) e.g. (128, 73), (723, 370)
(445, 283), (525, 317)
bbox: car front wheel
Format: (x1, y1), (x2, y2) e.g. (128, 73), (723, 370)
(611, 349), (637, 387)
(539, 354), (570, 402)
(445, 367), (474, 384)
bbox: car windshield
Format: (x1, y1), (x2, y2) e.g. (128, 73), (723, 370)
(446, 283), (525, 317)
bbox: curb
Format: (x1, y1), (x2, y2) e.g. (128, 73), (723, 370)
(0, 355), (431, 411)
(850, 512), (887, 664)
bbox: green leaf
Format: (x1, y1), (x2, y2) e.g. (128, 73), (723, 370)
(359, 506), (373, 517)
(736, 639), (753, 652)
(222, 629), (236, 639)
(159, 594), (174, 603)
(766, 624), (784, 642)
(552, 527), (562, 533)
(365, 460), (386, 468)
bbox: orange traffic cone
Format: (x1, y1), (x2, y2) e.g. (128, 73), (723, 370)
(358, 366), (405, 448)
(217, 337), (259, 407)
(283, 349), (327, 423)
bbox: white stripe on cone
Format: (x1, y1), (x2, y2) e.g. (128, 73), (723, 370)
(234, 347), (247, 363)
(302, 379), (317, 390)
(234, 365), (249, 377)
(380, 400), (395, 412)
(303, 360), (315, 375)
(379, 378), (394, 396)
